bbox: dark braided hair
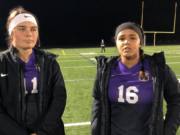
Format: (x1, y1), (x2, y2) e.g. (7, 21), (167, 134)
(113, 22), (147, 80)
(139, 48), (145, 79)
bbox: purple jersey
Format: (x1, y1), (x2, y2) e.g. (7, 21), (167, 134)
(108, 59), (154, 135)
(18, 50), (39, 95)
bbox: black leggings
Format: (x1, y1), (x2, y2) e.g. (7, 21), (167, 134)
(101, 47), (105, 53)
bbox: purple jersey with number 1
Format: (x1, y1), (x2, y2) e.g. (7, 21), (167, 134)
(18, 50), (39, 95)
(108, 59), (154, 135)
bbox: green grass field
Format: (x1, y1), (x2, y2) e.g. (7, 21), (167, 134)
(43, 45), (180, 135)
(2, 45), (180, 135)
(44, 46), (180, 135)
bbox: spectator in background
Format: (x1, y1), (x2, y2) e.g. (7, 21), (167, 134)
(101, 39), (105, 53)
(0, 6), (66, 135)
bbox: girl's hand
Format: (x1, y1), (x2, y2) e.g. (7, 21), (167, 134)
(30, 134), (36, 135)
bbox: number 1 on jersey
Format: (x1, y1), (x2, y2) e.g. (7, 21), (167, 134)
(31, 77), (38, 93)
(118, 85), (125, 102)
(24, 77), (38, 94)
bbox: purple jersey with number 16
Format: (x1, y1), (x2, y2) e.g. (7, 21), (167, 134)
(108, 59), (154, 135)
(18, 50), (39, 95)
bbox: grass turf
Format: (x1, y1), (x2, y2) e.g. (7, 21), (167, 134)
(46, 46), (180, 135)
(1, 45), (180, 134)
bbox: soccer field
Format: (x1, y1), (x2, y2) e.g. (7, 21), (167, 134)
(44, 45), (180, 135)
(43, 45), (180, 135)
(1, 45), (180, 135)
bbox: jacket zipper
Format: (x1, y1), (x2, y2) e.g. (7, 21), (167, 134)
(152, 62), (165, 135)
(17, 61), (22, 123)
(155, 64), (165, 134)
(101, 65), (106, 135)
(38, 55), (44, 121)
(20, 63), (27, 126)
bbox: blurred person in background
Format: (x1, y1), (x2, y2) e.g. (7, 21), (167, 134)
(101, 39), (106, 53)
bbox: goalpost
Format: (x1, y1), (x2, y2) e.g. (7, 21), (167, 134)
(141, 1), (177, 46)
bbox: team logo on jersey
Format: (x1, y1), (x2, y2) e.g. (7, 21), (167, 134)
(35, 64), (40, 72)
(139, 71), (149, 82)
(24, 15), (32, 18)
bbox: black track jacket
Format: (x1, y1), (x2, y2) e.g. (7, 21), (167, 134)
(91, 52), (180, 135)
(0, 47), (66, 135)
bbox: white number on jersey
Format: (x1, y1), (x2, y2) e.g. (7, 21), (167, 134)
(24, 77), (38, 94)
(118, 85), (125, 102)
(118, 85), (138, 104)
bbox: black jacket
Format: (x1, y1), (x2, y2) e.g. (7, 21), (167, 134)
(91, 52), (180, 135)
(0, 47), (66, 135)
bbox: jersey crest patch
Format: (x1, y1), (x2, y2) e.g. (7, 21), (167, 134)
(139, 71), (149, 82)
(35, 64), (40, 72)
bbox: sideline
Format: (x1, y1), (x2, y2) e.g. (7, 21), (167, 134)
(57, 60), (87, 62)
(64, 77), (180, 82)
(65, 122), (90, 127)
(72, 50), (97, 66)
(61, 66), (96, 68)
(167, 62), (180, 64)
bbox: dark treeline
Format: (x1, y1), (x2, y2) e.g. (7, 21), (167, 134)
(0, 0), (179, 49)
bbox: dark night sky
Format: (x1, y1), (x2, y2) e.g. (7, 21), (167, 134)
(0, 0), (179, 49)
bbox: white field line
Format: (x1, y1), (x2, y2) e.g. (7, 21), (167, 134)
(90, 58), (97, 62)
(58, 61), (180, 66)
(65, 122), (90, 127)
(61, 66), (96, 68)
(65, 116), (169, 127)
(57, 55), (180, 59)
(57, 60), (87, 62)
(164, 51), (179, 54)
(165, 56), (180, 58)
(80, 52), (97, 55)
(60, 63), (180, 68)
(57, 56), (81, 58)
(145, 50), (180, 53)
(144, 50), (160, 52)
(166, 62), (180, 64)
(58, 53), (115, 56)
(64, 116), (168, 127)
(63, 115), (172, 127)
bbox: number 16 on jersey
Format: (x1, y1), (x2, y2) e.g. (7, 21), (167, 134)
(118, 85), (139, 104)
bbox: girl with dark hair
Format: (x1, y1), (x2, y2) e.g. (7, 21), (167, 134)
(0, 6), (66, 135)
(91, 22), (180, 135)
